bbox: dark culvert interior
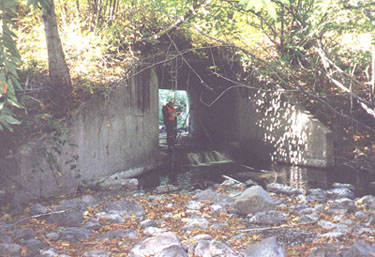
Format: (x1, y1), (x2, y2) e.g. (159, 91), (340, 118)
(136, 53), (375, 197)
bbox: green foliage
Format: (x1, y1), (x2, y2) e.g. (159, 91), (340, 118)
(0, 0), (22, 131)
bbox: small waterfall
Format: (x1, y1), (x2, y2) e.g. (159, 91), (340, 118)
(186, 150), (232, 166)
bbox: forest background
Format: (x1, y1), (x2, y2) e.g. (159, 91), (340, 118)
(0, 0), (375, 171)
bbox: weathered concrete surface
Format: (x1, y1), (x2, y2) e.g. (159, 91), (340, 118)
(0, 68), (161, 206)
(234, 88), (334, 167)
(189, 84), (334, 168)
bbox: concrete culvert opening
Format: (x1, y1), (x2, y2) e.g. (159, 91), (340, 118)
(158, 89), (190, 149)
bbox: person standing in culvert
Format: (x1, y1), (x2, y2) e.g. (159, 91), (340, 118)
(162, 99), (180, 151)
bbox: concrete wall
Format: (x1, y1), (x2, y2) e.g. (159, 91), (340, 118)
(0, 68), (160, 205)
(190, 85), (334, 168)
(234, 88), (334, 167)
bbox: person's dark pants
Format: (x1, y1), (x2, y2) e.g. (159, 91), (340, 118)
(164, 121), (176, 150)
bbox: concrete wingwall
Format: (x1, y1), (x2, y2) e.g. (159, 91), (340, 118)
(0, 68), (160, 205)
(189, 85), (334, 168)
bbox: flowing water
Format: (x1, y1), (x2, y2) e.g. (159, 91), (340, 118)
(137, 148), (375, 197)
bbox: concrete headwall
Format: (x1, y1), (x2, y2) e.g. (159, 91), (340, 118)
(234, 88), (334, 167)
(0, 68), (160, 205)
(190, 85), (334, 168)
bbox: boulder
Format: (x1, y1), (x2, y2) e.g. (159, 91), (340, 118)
(13, 228), (35, 242)
(194, 240), (239, 257)
(143, 227), (168, 236)
(19, 239), (44, 256)
(327, 188), (354, 200)
(234, 186), (276, 215)
(47, 209), (83, 227)
(129, 232), (180, 257)
(83, 220), (102, 231)
(155, 245), (188, 257)
(98, 173), (139, 190)
(104, 198), (145, 218)
(331, 183), (355, 191)
(194, 189), (234, 206)
(58, 227), (91, 241)
(244, 237), (286, 257)
(96, 212), (125, 223)
(330, 198), (356, 211)
(30, 204), (48, 215)
(342, 241), (375, 257)
(249, 210), (289, 225)
(266, 183), (302, 195)
(182, 217), (209, 232)
(0, 243), (21, 257)
(308, 244), (342, 257)
(97, 229), (138, 240)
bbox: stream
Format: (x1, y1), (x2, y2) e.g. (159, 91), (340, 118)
(137, 149), (375, 197)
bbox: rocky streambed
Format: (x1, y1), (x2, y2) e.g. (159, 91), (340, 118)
(1, 178), (375, 257)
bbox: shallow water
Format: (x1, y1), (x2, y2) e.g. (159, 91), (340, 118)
(137, 158), (375, 197)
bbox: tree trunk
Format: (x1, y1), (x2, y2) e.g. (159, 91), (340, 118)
(42, 0), (72, 114)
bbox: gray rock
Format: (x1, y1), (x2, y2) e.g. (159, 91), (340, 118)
(0, 243), (21, 257)
(262, 228), (315, 247)
(0, 234), (12, 244)
(330, 198), (356, 211)
(317, 220), (339, 230)
(319, 231), (346, 239)
(182, 216), (209, 231)
(78, 195), (98, 206)
(97, 229), (137, 240)
(308, 244), (342, 257)
(356, 195), (375, 209)
(83, 220), (102, 231)
(331, 183), (355, 191)
(47, 208), (83, 227)
(244, 237), (286, 257)
(342, 241), (375, 257)
(266, 183), (302, 195)
(210, 203), (227, 214)
(244, 179), (258, 187)
(96, 212), (125, 223)
(129, 232), (180, 257)
(0, 222), (14, 231)
(155, 185), (179, 194)
(185, 200), (202, 210)
(193, 234), (212, 241)
(297, 208), (315, 216)
(59, 198), (89, 212)
(327, 188), (354, 200)
(40, 248), (60, 257)
(143, 227), (167, 236)
(99, 172), (139, 191)
(30, 204), (48, 215)
(140, 219), (157, 228)
(354, 211), (368, 220)
(58, 227), (91, 241)
(194, 189), (234, 206)
(365, 215), (375, 226)
(299, 214), (319, 224)
(13, 228), (35, 242)
(210, 222), (229, 229)
(19, 239), (44, 256)
(46, 232), (60, 241)
(234, 186), (276, 215)
(155, 245), (188, 257)
(82, 251), (110, 257)
(194, 240), (239, 257)
(307, 188), (327, 200)
(249, 210), (289, 225)
(105, 198), (145, 218)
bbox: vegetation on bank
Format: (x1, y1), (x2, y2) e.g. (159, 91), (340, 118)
(0, 0), (375, 169)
